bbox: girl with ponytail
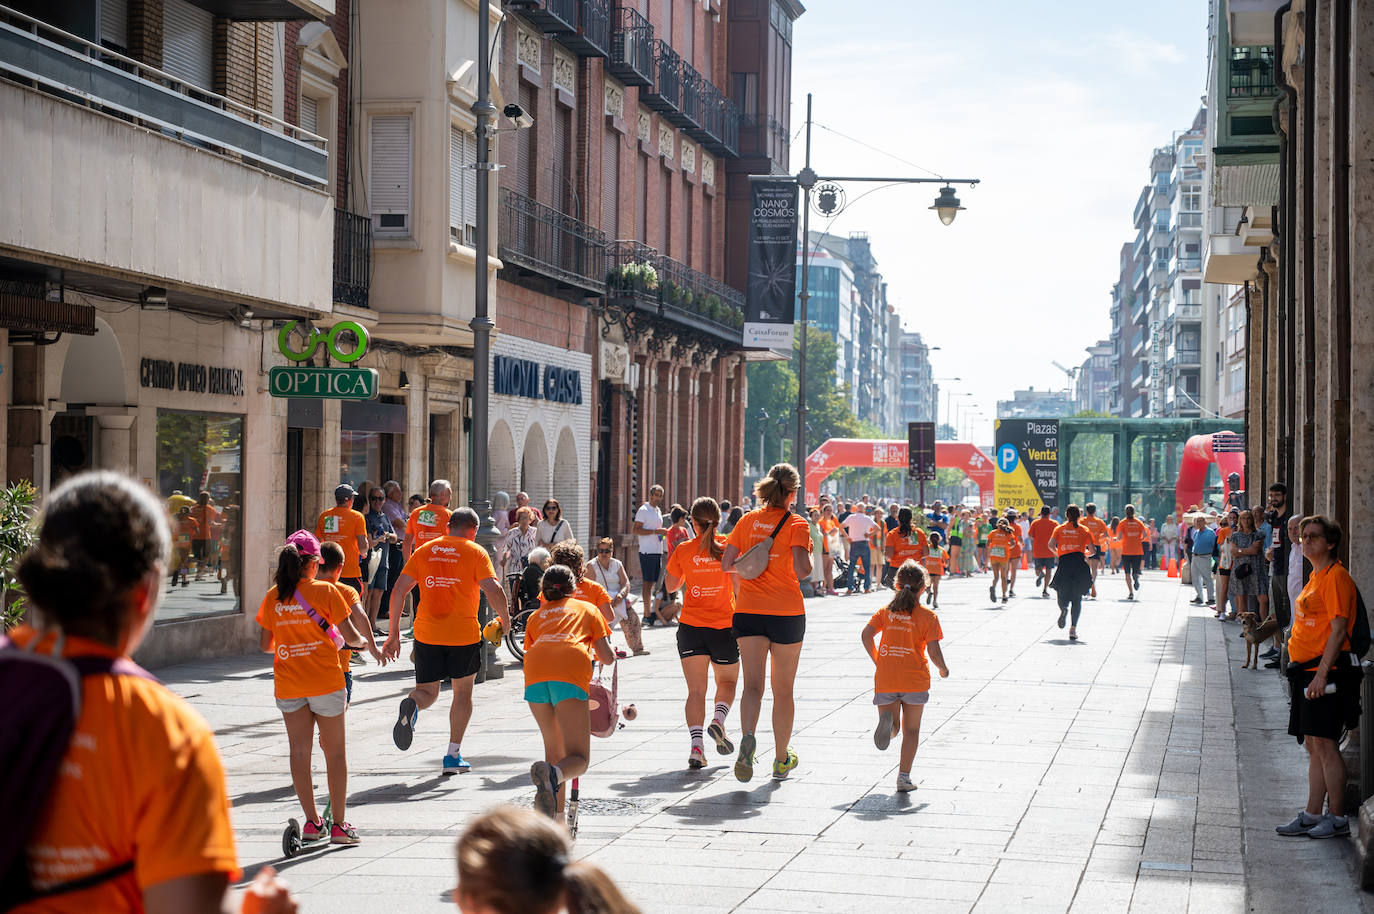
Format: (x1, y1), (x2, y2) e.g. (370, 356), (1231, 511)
(454, 806), (640, 913)
(860, 560), (949, 793)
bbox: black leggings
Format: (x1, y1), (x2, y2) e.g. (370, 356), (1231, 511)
(1058, 592), (1082, 627)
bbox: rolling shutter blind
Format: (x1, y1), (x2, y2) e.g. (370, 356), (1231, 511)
(636, 154), (648, 242)
(516, 84), (536, 198)
(370, 115), (412, 234)
(449, 126), (477, 245)
(702, 193), (712, 275)
(300, 95), (319, 135)
(659, 168), (670, 254)
(101, 0), (128, 50)
(602, 129), (619, 240)
(162, 0), (214, 89)
(552, 107), (570, 213)
(682, 187), (691, 263)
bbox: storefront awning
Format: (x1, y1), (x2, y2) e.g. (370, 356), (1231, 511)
(0, 284), (96, 335)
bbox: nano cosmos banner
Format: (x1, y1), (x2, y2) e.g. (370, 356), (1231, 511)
(993, 419), (1059, 516)
(744, 179), (799, 351)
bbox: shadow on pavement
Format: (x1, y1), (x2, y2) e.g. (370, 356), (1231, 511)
(658, 781), (780, 824)
(605, 769), (720, 797)
(834, 792), (927, 821)
(239, 843), (360, 883)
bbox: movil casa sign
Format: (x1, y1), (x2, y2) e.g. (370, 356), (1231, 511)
(268, 320), (380, 400)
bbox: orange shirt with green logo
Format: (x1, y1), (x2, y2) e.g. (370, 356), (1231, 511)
(923, 546), (946, 576)
(1117, 518), (1148, 556)
(986, 529), (1015, 562)
(522, 597), (612, 691)
(867, 606), (943, 693)
(256, 579), (350, 699)
(333, 581), (361, 673)
(1288, 561), (1358, 664)
(888, 528), (928, 568)
(10, 628), (238, 910)
(1052, 522), (1092, 555)
(667, 533), (735, 629)
(727, 507), (812, 616)
(1029, 516), (1058, 559)
(406, 504), (453, 550)
(401, 535), (495, 646)
(316, 506), (368, 578)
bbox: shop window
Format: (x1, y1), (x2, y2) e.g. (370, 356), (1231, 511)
(156, 410), (244, 623)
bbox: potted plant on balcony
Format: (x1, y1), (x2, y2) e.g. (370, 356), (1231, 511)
(704, 293), (723, 322)
(608, 261), (659, 295)
(730, 306), (745, 329)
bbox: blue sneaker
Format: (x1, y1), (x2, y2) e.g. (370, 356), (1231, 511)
(442, 752), (471, 775)
(392, 697), (418, 751)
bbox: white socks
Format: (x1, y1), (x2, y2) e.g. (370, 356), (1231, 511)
(713, 702), (730, 728)
(447, 742), (461, 758)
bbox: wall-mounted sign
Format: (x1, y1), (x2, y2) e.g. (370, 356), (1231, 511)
(907, 421), (936, 480)
(277, 320), (370, 363)
(493, 355), (583, 405)
(269, 366), (379, 400)
(140, 358), (244, 396)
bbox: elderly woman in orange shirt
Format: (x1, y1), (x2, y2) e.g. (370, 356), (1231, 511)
(1275, 515), (1362, 841)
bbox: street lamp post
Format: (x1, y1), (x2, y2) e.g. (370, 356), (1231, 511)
(470, 0), (499, 549)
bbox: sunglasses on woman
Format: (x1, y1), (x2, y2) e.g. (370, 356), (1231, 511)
(597, 548), (612, 554)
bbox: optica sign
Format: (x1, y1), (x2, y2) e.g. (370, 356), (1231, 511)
(268, 366), (379, 400)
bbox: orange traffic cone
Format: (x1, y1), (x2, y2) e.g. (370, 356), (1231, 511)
(1020, 554), (1029, 570)
(1159, 556), (1167, 571)
(1167, 557), (1179, 578)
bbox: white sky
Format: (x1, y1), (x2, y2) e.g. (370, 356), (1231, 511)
(789, 0), (1209, 444)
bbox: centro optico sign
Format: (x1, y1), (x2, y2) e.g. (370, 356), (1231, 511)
(269, 320), (379, 400)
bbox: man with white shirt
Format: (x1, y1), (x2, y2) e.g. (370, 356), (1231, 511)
(840, 506), (878, 595)
(633, 485), (666, 613)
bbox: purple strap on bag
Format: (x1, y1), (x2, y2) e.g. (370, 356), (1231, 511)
(294, 588), (345, 649)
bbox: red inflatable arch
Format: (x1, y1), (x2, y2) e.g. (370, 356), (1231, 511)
(1175, 433), (1246, 515)
(803, 438), (994, 507)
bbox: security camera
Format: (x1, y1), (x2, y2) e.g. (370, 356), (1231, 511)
(502, 103), (534, 130)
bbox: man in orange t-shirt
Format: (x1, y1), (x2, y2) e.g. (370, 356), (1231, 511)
(385, 507), (509, 774)
(1116, 505), (1150, 598)
(316, 483), (370, 594)
(1081, 503), (1110, 597)
(1029, 506), (1059, 597)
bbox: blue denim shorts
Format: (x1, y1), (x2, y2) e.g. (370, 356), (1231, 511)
(524, 680), (590, 704)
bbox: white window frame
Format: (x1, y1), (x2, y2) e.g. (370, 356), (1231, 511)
(368, 110), (416, 240)
(449, 119), (479, 248)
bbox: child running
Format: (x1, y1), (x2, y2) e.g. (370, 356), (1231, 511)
(922, 531), (945, 609)
(525, 564), (617, 819)
(256, 530), (367, 845)
(861, 560), (949, 792)
(317, 541), (384, 704)
(987, 518), (1015, 603)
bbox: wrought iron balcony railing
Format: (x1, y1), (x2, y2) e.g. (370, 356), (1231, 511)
(608, 6), (653, 87)
(605, 242), (744, 346)
(686, 79), (740, 157)
(498, 189), (609, 295)
(672, 59), (703, 130)
(507, 0), (577, 35)
(333, 209), (371, 309)
(561, 0), (610, 58)
(642, 39), (681, 116)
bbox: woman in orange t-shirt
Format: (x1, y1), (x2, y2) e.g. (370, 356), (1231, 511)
(817, 502), (841, 596)
(257, 529), (367, 846)
(665, 497), (740, 770)
(723, 463), (814, 784)
(1048, 505), (1095, 641)
(523, 565), (615, 819)
(885, 506), (928, 570)
(861, 560), (949, 792)
(986, 519), (1016, 604)
(12, 471), (295, 913)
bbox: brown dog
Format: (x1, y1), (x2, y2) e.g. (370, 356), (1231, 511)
(1239, 611), (1281, 669)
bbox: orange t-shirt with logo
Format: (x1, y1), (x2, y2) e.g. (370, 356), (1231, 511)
(406, 504), (453, 551)
(401, 535), (495, 646)
(522, 597), (612, 691)
(867, 607), (943, 693)
(1288, 561), (1358, 664)
(818, 515), (839, 554)
(540, 579), (612, 619)
(190, 504), (217, 542)
(923, 546), (946, 576)
(316, 506), (368, 578)
(256, 579), (350, 699)
(888, 528), (928, 568)
(1007, 532), (1023, 560)
(173, 516), (198, 549)
(986, 529), (1015, 562)
(1117, 518), (1148, 556)
(1030, 516), (1058, 558)
(667, 534), (735, 629)
(1082, 516), (1110, 550)
(333, 581), (361, 672)
(10, 627), (239, 911)
(727, 507), (812, 616)
(1052, 522), (1093, 555)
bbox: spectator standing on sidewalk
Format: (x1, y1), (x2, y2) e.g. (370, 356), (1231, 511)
(315, 484), (369, 597)
(840, 504), (877, 595)
(632, 485), (666, 616)
(1188, 515), (1218, 606)
(1265, 483), (1295, 657)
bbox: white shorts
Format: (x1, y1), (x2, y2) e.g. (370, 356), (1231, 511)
(874, 691), (929, 706)
(276, 688), (347, 717)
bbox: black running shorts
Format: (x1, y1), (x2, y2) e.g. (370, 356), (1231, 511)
(732, 612), (806, 645)
(677, 623), (740, 664)
(413, 640), (482, 683)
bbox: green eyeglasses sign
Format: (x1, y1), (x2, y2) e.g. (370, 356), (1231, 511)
(270, 321), (378, 401)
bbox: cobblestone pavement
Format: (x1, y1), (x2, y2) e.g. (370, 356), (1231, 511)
(161, 567), (1373, 913)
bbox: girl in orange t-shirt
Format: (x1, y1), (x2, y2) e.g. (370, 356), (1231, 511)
(524, 565), (616, 820)
(1047, 505), (1095, 641)
(922, 531), (946, 609)
(722, 464), (814, 784)
(257, 529), (368, 846)
(986, 519), (1016, 603)
(665, 497), (740, 770)
(861, 560), (949, 792)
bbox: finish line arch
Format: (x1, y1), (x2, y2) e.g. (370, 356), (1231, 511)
(804, 438), (994, 507)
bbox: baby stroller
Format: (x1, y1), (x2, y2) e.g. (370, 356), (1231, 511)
(503, 566), (543, 660)
(569, 662), (635, 839)
(832, 551), (853, 592)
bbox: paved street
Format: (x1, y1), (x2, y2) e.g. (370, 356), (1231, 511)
(162, 568), (1372, 913)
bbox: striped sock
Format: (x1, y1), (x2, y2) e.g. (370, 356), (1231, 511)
(689, 726), (704, 751)
(713, 702), (730, 728)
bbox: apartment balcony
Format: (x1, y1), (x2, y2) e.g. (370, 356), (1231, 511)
(1203, 206), (1257, 283)
(561, 0), (612, 58)
(738, 113), (789, 165)
(605, 241), (663, 313)
(1175, 303), (1203, 322)
(1175, 348), (1202, 367)
(641, 39), (681, 116)
(605, 242), (744, 347)
(607, 6), (654, 87)
(1176, 211), (1203, 229)
(685, 78), (739, 157)
(673, 60), (703, 130)
(1130, 292), (1147, 325)
(507, 0), (578, 36)
(1131, 328), (1147, 357)
(498, 188), (609, 295)
(333, 209), (371, 309)
(1213, 46), (1280, 207)
(1132, 261), (1148, 291)
(1229, 46), (1277, 99)
(0, 5), (332, 314)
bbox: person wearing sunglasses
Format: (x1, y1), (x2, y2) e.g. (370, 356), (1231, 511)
(363, 488), (398, 634)
(536, 499), (572, 546)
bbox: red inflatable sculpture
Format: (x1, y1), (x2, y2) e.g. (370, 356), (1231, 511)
(1175, 433), (1245, 515)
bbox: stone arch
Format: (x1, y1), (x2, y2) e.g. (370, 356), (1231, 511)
(489, 419), (517, 502)
(553, 425), (580, 543)
(59, 318), (126, 406)
(520, 422), (550, 503)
